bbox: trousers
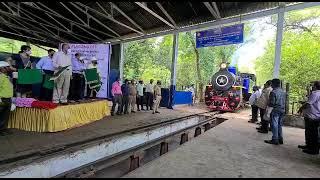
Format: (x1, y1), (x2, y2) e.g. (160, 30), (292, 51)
(111, 95), (122, 114)
(0, 98), (11, 131)
(153, 95), (162, 113)
(270, 111), (284, 142)
(129, 95), (137, 112)
(53, 69), (71, 103)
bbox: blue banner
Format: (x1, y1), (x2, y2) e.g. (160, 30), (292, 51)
(196, 23), (244, 48)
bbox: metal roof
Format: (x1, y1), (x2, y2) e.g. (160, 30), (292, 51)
(0, 2), (305, 48)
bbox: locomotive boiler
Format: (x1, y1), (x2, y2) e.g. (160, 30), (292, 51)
(205, 63), (256, 112)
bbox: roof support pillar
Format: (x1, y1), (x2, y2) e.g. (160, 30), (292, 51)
(119, 43), (125, 82)
(273, 7), (285, 78)
(168, 32), (179, 109)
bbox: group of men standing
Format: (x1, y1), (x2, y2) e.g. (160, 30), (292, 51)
(111, 78), (162, 116)
(7, 44), (100, 104)
(250, 78), (320, 155)
(249, 79), (286, 145)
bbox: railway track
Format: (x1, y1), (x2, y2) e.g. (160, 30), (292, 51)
(0, 111), (227, 178)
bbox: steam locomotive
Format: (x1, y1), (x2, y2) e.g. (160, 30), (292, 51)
(205, 63), (256, 112)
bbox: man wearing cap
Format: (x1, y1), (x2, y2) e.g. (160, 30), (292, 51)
(70, 52), (86, 102)
(36, 49), (55, 101)
(52, 43), (72, 104)
(0, 61), (14, 135)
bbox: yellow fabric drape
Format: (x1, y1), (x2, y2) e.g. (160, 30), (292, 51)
(8, 100), (110, 132)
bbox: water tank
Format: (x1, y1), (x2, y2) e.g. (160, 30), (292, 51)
(227, 66), (237, 75)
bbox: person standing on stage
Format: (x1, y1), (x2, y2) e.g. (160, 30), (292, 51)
(145, 79), (154, 111)
(129, 79), (137, 113)
(152, 80), (162, 114)
(69, 53), (86, 102)
(12, 45), (33, 98)
(52, 43), (72, 105)
(121, 79), (130, 114)
(0, 61), (14, 135)
(136, 80), (145, 111)
(36, 49), (55, 101)
(111, 77), (122, 116)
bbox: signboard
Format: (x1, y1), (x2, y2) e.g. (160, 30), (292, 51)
(67, 44), (111, 98)
(196, 23), (244, 48)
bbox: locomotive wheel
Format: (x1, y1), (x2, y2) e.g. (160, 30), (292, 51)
(211, 70), (236, 91)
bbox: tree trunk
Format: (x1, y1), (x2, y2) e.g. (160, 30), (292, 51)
(187, 32), (204, 102)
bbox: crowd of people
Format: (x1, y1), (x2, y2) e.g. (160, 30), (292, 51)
(111, 78), (162, 116)
(249, 78), (320, 155)
(0, 43), (101, 135)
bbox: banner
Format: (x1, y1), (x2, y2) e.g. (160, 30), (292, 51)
(196, 23), (244, 48)
(67, 44), (111, 98)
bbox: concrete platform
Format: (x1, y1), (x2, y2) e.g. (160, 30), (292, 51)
(0, 104), (208, 166)
(124, 110), (320, 178)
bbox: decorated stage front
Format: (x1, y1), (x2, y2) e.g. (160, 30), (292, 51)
(8, 100), (110, 132)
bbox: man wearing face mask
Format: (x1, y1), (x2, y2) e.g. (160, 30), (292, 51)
(36, 49), (55, 101)
(12, 45), (33, 97)
(69, 53), (86, 102)
(52, 43), (72, 105)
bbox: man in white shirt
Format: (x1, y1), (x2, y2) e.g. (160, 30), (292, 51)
(145, 79), (154, 111)
(36, 49), (55, 101)
(52, 43), (72, 104)
(136, 80), (145, 111)
(249, 86), (261, 123)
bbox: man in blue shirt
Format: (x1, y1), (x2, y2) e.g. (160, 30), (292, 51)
(265, 79), (286, 145)
(69, 53), (86, 102)
(121, 79), (130, 114)
(36, 49), (55, 101)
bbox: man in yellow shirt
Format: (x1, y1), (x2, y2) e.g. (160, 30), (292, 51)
(153, 80), (162, 114)
(0, 61), (14, 135)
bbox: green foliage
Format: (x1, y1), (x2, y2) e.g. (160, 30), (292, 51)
(255, 6), (320, 101)
(0, 37), (56, 57)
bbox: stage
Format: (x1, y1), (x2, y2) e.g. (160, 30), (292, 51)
(0, 104), (209, 167)
(8, 100), (110, 132)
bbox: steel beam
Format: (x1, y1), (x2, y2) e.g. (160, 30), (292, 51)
(29, 2), (116, 38)
(60, 2), (87, 26)
(110, 2), (145, 33)
(273, 7), (285, 78)
(0, 28), (52, 43)
(119, 43), (124, 81)
(75, 2), (143, 35)
(135, 2), (175, 29)
(212, 2), (221, 19)
(70, 2), (120, 37)
(108, 2), (320, 44)
(155, 2), (177, 28)
(203, 2), (219, 19)
(76, 25), (103, 42)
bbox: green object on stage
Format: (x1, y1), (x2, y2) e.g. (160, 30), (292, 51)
(85, 68), (99, 84)
(17, 69), (43, 84)
(43, 74), (54, 89)
(85, 68), (101, 92)
(50, 66), (70, 81)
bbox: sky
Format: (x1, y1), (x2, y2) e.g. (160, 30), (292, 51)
(231, 17), (276, 73)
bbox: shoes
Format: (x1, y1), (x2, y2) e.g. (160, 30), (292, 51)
(111, 113), (115, 116)
(132, 111), (136, 113)
(155, 111), (160, 113)
(248, 120), (256, 123)
(141, 109), (145, 111)
(137, 109), (140, 111)
(256, 127), (262, 130)
(264, 140), (279, 145)
(302, 149), (319, 155)
(257, 130), (268, 134)
(298, 145), (308, 149)
(152, 112), (155, 114)
(61, 102), (69, 105)
(279, 139), (283, 145)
